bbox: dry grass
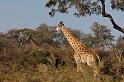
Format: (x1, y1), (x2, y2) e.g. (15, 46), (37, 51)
(0, 48), (124, 82)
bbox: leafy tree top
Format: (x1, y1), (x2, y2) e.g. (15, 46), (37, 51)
(45, 0), (124, 33)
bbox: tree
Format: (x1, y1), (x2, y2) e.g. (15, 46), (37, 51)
(116, 36), (124, 50)
(35, 24), (55, 44)
(111, 0), (124, 11)
(111, 36), (124, 64)
(45, 0), (124, 33)
(80, 33), (95, 47)
(91, 22), (114, 48)
(6, 28), (36, 45)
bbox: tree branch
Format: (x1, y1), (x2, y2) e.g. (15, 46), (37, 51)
(100, 0), (124, 33)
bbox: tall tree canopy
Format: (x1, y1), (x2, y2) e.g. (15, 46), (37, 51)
(91, 22), (114, 48)
(45, 0), (124, 33)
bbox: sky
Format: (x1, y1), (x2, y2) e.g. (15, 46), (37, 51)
(0, 0), (123, 38)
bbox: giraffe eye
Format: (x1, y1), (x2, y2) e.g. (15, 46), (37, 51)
(58, 24), (62, 27)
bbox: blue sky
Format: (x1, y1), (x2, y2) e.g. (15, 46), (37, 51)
(0, 0), (123, 38)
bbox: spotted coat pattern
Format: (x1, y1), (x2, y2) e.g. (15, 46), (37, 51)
(57, 22), (101, 77)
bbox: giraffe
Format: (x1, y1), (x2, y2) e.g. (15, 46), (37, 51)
(28, 36), (42, 50)
(56, 21), (101, 78)
(14, 32), (42, 50)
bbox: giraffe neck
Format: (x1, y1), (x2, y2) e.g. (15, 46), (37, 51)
(30, 37), (40, 48)
(60, 26), (86, 51)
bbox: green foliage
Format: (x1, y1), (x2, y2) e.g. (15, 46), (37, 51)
(111, 0), (124, 11)
(13, 49), (52, 71)
(91, 22), (114, 48)
(35, 23), (55, 44)
(45, 0), (124, 17)
(116, 36), (124, 50)
(81, 33), (95, 47)
(79, 22), (114, 48)
(45, 0), (101, 17)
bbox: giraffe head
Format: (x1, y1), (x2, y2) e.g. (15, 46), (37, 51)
(55, 21), (64, 32)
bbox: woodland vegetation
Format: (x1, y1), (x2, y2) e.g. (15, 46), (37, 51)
(0, 0), (124, 82)
(0, 22), (124, 82)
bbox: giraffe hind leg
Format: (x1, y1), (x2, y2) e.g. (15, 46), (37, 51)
(87, 61), (101, 78)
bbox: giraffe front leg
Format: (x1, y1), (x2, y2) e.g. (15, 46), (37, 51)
(74, 54), (82, 72)
(76, 61), (82, 72)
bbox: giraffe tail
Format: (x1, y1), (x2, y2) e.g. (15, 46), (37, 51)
(95, 53), (101, 66)
(92, 49), (101, 64)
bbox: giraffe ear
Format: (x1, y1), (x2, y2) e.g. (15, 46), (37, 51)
(60, 21), (64, 26)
